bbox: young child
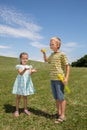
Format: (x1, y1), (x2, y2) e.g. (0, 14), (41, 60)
(12, 52), (37, 117)
(41, 37), (70, 123)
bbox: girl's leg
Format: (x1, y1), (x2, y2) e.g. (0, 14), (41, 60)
(16, 95), (21, 111)
(23, 96), (30, 115)
(14, 95), (21, 117)
(23, 96), (27, 110)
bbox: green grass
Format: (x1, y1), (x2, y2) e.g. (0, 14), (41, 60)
(0, 56), (87, 130)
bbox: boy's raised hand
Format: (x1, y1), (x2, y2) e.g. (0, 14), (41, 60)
(41, 48), (46, 53)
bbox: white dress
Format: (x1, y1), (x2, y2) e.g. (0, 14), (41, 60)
(12, 65), (35, 96)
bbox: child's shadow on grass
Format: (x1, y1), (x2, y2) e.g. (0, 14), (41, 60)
(4, 104), (24, 113)
(29, 107), (58, 119)
(4, 104), (58, 119)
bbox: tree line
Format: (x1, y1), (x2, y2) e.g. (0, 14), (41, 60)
(71, 54), (87, 67)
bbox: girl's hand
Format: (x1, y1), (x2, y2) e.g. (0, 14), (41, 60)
(31, 69), (37, 73)
(25, 68), (30, 71)
(18, 68), (29, 75)
(29, 69), (37, 74)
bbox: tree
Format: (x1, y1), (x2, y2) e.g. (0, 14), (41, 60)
(71, 55), (87, 67)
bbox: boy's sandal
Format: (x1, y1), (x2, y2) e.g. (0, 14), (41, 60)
(52, 113), (60, 118)
(14, 111), (19, 117)
(24, 109), (31, 116)
(55, 117), (66, 124)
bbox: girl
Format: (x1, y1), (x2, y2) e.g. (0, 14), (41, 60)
(12, 52), (37, 117)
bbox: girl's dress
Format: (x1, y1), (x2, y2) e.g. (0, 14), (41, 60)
(12, 64), (35, 96)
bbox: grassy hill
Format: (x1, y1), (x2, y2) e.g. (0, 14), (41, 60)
(0, 56), (87, 130)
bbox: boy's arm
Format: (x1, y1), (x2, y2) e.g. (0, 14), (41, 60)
(64, 64), (70, 84)
(43, 52), (48, 62)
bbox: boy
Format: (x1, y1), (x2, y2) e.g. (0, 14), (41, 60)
(41, 37), (70, 123)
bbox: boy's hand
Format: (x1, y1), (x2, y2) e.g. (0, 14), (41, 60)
(41, 48), (46, 53)
(64, 78), (68, 85)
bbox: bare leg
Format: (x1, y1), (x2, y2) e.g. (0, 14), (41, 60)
(14, 95), (21, 117)
(23, 96), (30, 115)
(56, 99), (66, 117)
(55, 99), (66, 123)
(23, 96), (27, 110)
(16, 95), (21, 111)
(56, 100), (61, 115)
(60, 99), (66, 118)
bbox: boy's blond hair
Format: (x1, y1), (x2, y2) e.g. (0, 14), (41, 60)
(50, 37), (61, 49)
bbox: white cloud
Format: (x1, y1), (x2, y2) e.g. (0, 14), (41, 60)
(31, 42), (49, 48)
(0, 6), (42, 32)
(0, 6), (43, 42)
(61, 42), (78, 53)
(0, 45), (10, 49)
(65, 42), (77, 47)
(0, 25), (43, 40)
(0, 50), (17, 57)
(60, 42), (79, 63)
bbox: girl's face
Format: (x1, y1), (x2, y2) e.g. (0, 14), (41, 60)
(20, 54), (28, 65)
(50, 40), (59, 52)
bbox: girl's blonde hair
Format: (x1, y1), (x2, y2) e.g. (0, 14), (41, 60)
(50, 37), (61, 49)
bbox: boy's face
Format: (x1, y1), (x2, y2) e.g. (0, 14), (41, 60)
(50, 40), (59, 52)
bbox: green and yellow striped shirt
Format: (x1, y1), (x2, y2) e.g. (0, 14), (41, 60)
(48, 52), (69, 80)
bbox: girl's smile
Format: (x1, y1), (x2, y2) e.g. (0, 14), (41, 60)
(21, 55), (28, 65)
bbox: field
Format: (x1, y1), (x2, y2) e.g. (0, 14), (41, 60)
(0, 56), (87, 130)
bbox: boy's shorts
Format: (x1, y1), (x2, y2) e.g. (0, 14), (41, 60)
(51, 80), (64, 100)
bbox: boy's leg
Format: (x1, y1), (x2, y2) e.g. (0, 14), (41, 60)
(56, 100), (61, 116)
(60, 99), (66, 118)
(55, 99), (66, 123)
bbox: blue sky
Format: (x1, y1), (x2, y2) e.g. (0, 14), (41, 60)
(0, 0), (87, 63)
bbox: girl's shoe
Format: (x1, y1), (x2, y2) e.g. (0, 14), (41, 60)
(14, 111), (19, 117)
(24, 109), (31, 116)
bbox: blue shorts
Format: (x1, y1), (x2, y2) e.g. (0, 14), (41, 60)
(51, 80), (64, 100)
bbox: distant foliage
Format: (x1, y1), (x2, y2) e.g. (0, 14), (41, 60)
(71, 55), (87, 67)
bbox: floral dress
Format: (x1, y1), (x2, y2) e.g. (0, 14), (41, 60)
(12, 64), (35, 96)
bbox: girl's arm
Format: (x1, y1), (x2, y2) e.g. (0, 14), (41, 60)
(17, 68), (28, 75)
(31, 68), (37, 73)
(64, 64), (70, 84)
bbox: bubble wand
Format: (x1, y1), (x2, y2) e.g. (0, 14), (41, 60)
(41, 48), (47, 53)
(58, 74), (71, 94)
